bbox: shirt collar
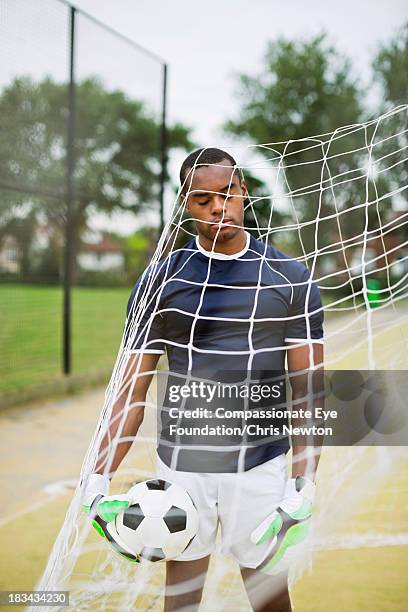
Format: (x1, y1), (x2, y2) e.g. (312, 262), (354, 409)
(195, 231), (250, 260)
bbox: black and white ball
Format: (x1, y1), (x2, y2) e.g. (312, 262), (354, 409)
(107, 479), (198, 562)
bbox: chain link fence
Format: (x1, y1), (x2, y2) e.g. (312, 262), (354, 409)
(0, 0), (168, 404)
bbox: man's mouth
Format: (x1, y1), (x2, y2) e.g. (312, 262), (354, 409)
(211, 219), (234, 230)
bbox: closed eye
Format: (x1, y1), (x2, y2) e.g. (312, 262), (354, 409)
(197, 200), (209, 206)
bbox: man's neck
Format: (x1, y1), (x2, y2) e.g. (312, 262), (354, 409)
(197, 229), (247, 256)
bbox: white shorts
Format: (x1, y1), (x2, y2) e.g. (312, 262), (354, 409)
(156, 453), (288, 569)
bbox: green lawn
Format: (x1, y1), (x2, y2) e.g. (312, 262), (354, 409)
(0, 284), (130, 396)
(0, 283), (401, 400)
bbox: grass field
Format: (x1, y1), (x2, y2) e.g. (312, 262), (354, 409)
(0, 283), (403, 400)
(0, 284), (130, 396)
(3, 281), (331, 398)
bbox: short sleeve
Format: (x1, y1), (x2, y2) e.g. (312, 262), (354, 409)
(285, 268), (324, 343)
(125, 267), (166, 354)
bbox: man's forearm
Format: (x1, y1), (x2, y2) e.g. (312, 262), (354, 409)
(287, 343), (324, 482)
(290, 387), (324, 481)
(94, 353), (159, 477)
(95, 394), (146, 476)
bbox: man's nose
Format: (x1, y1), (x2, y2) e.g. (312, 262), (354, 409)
(211, 195), (228, 216)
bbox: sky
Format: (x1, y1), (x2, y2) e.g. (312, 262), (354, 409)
(3, 0), (406, 234)
(70, 0), (406, 233)
(71, 0), (406, 145)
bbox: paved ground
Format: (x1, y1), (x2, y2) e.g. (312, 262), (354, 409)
(0, 384), (159, 527)
(0, 389), (105, 526)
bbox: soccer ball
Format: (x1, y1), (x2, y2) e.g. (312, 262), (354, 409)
(107, 479), (199, 562)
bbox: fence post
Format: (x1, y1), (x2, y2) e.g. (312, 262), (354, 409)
(63, 6), (76, 375)
(159, 63), (168, 236)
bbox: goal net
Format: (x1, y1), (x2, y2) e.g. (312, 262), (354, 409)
(34, 105), (408, 611)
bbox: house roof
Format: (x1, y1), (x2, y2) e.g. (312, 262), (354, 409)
(80, 238), (124, 254)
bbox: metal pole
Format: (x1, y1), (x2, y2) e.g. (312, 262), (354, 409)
(63, 6), (76, 375)
(159, 63), (168, 236)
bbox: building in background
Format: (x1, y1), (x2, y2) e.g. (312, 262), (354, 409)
(0, 235), (20, 273)
(77, 236), (125, 273)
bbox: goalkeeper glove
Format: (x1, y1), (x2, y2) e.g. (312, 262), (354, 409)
(250, 475), (315, 575)
(82, 473), (139, 563)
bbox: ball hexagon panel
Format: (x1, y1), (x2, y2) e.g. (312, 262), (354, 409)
(145, 479), (171, 491)
(185, 506), (199, 537)
(164, 482), (197, 517)
(163, 505), (187, 533)
(127, 481), (150, 505)
(130, 516), (170, 548)
(140, 546), (166, 562)
(122, 503), (145, 531)
(114, 520), (144, 552)
(162, 530), (192, 559)
(140, 490), (173, 518)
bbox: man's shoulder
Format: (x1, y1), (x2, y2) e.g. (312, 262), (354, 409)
(127, 240), (198, 312)
(132, 239), (197, 285)
(250, 235), (309, 281)
(159, 238), (198, 273)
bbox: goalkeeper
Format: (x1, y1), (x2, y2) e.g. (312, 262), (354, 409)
(83, 148), (324, 612)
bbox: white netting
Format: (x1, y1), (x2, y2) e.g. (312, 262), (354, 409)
(34, 106), (408, 611)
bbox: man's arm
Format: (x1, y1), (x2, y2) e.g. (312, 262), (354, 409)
(249, 342), (324, 573)
(95, 352), (160, 477)
(81, 352), (160, 559)
(286, 342), (324, 481)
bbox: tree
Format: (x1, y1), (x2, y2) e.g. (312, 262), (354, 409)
(124, 227), (157, 282)
(223, 35), (370, 279)
(372, 24), (408, 244)
(225, 35), (362, 142)
(373, 23), (408, 108)
(0, 77), (192, 275)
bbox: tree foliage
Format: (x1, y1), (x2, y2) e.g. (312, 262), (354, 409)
(372, 23), (408, 242)
(0, 76), (192, 275)
(225, 35), (362, 143)
(223, 35), (389, 278)
(373, 23), (408, 108)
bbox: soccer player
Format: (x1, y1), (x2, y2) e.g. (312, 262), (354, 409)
(83, 148), (324, 611)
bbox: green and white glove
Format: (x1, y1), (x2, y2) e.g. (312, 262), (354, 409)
(82, 473), (139, 563)
(250, 476), (316, 575)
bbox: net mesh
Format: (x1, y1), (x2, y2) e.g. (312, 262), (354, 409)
(34, 106), (408, 610)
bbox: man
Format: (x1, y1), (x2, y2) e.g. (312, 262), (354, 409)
(83, 148), (324, 611)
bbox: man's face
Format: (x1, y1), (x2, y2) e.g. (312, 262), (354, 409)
(182, 161), (247, 244)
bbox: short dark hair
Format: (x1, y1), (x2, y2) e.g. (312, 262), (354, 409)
(179, 147), (238, 186)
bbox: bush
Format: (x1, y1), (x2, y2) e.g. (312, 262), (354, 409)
(76, 269), (129, 287)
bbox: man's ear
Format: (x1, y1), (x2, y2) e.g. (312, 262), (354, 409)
(180, 192), (190, 213)
(241, 178), (248, 199)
